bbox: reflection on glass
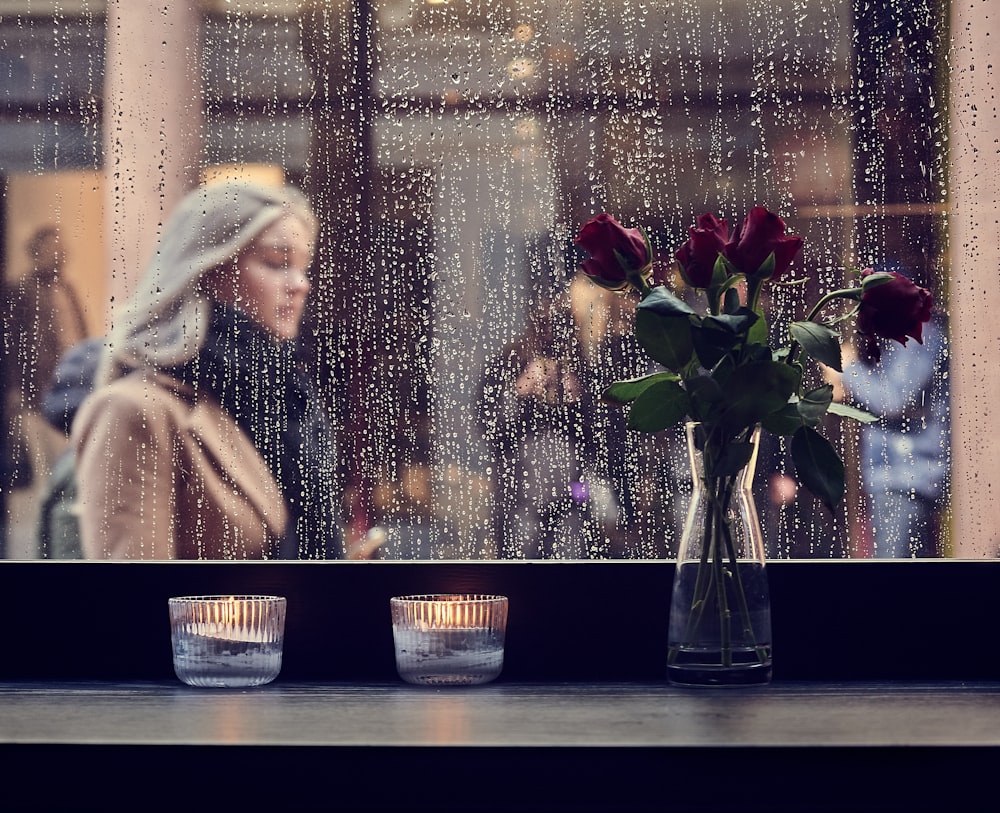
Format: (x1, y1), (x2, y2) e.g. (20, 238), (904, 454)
(0, 1), (958, 560)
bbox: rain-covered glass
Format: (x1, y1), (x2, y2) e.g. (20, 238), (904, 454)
(0, 1), (981, 560)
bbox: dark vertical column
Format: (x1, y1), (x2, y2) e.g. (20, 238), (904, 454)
(850, 1), (950, 556)
(852, 1), (944, 280)
(300, 0), (378, 555)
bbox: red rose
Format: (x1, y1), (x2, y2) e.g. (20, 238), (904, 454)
(856, 268), (934, 346)
(675, 213), (729, 288)
(723, 206), (803, 280)
(575, 213), (651, 291)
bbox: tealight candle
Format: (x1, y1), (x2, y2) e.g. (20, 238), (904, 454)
(168, 595), (286, 688)
(390, 594), (508, 686)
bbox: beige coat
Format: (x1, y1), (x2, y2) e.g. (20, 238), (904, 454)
(73, 370), (288, 559)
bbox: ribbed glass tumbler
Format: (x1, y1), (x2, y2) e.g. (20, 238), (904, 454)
(168, 595), (286, 688)
(390, 594), (508, 686)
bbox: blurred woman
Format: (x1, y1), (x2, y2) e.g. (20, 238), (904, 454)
(74, 181), (341, 559)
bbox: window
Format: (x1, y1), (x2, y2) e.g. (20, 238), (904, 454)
(0, 1), (989, 561)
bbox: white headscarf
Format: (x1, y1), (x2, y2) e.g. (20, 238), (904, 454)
(101, 180), (317, 383)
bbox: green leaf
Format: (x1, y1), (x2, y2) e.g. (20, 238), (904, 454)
(761, 403), (805, 436)
(748, 307), (769, 345)
(827, 401), (880, 424)
(638, 286), (697, 317)
(723, 287), (741, 314)
(711, 254), (731, 287)
(635, 308), (694, 372)
(626, 378), (690, 432)
(761, 383), (831, 435)
(718, 360), (800, 430)
(719, 254), (740, 277)
(790, 321), (843, 371)
(686, 374), (724, 423)
(613, 247), (636, 275)
(602, 371), (681, 405)
(751, 252), (776, 280)
(709, 353), (736, 388)
(690, 321), (740, 369)
(797, 385), (834, 423)
(704, 309), (758, 336)
(744, 343), (772, 363)
(791, 426), (845, 513)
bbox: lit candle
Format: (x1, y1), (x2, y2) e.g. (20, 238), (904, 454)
(390, 594), (508, 686)
(168, 595), (286, 688)
(193, 596), (268, 642)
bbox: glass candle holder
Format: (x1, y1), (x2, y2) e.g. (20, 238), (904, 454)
(168, 595), (286, 688)
(390, 594), (508, 686)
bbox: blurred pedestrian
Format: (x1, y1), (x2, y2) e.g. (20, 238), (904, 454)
(74, 181), (341, 559)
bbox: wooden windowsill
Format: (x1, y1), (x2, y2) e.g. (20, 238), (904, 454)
(4, 679), (999, 748)
(2, 679), (997, 811)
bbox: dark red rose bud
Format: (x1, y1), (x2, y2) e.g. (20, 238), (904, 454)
(675, 213), (729, 288)
(856, 268), (934, 347)
(723, 206), (803, 280)
(576, 213), (651, 291)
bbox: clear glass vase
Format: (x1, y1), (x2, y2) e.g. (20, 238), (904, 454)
(667, 422), (772, 686)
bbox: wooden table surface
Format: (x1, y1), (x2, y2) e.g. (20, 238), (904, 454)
(3, 680), (1000, 747)
(2, 681), (998, 811)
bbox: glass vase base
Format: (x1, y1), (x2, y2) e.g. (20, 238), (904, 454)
(667, 646), (773, 687)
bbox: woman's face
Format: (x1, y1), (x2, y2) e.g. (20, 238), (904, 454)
(206, 214), (314, 340)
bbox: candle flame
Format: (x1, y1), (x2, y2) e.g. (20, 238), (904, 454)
(393, 594), (507, 632)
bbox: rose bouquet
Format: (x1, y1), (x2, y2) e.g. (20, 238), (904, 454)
(575, 207), (933, 683)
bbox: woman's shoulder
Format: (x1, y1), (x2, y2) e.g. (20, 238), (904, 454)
(74, 369), (197, 430)
(104, 369), (194, 401)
